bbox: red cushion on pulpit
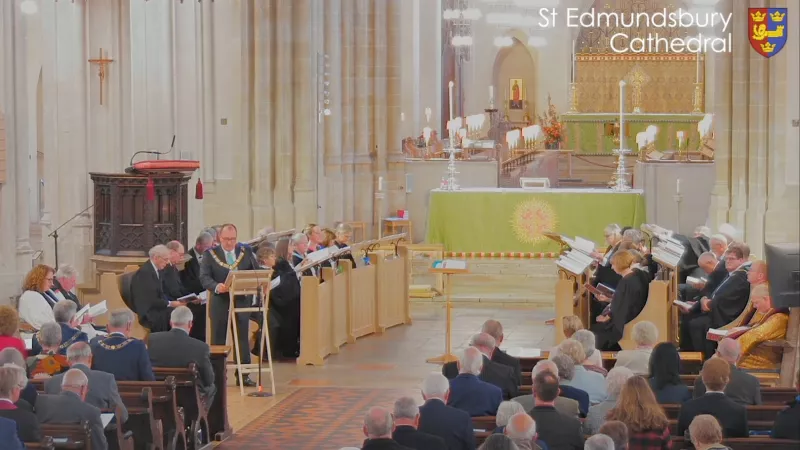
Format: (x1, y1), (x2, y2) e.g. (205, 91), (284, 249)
(133, 160), (200, 174)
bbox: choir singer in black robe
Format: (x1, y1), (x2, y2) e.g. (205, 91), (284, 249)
(268, 238), (302, 359)
(591, 250), (650, 351)
(588, 224), (624, 322)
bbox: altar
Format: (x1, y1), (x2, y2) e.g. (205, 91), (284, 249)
(426, 188), (645, 252)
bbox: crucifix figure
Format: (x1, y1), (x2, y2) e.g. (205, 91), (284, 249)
(624, 65), (651, 114)
(88, 48), (114, 105)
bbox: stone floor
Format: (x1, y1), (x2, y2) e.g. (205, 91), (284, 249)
(225, 302), (556, 434)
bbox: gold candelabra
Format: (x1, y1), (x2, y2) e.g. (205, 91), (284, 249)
(692, 83), (704, 114)
(676, 139), (688, 161)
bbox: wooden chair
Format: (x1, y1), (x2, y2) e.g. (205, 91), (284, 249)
(117, 267), (150, 343)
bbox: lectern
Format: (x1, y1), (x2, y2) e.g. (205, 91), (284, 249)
(427, 263), (469, 364)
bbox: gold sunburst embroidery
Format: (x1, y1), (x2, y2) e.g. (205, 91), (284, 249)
(511, 199), (558, 244)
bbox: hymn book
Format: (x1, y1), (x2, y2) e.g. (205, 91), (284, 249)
(584, 283), (615, 299)
(75, 300), (108, 322)
(707, 326), (751, 341)
(672, 299), (695, 311)
(686, 276), (708, 285)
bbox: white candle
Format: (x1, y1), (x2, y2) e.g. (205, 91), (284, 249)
(489, 85), (494, 103)
(400, 112), (405, 122)
(676, 178), (681, 195)
(425, 107), (431, 123)
(619, 80), (626, 149)
(677, 131), (685, 144)
(378, 176), (384, 192)
(448, 81), (455, 122)
(572, 40), (576, 83)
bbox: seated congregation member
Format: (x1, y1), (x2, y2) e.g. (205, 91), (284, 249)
(90, 309), (154, 381)
(17, 264), (59, 330)
(685, 243), (751, 358)
(37, 369), (108, 450)
(679, 252), (720, 303)
(448, 347), (503, 417)
(482, 319), (522, 386)
(26, 322), (69, 378)
(163, 240), (207, 342)
(693, 338), (761, 405)
(0, 364), (41, 443)
(334, 223), (357, 268)
(291, 233), (317, 277)
(148, 307), (216, 403)
(647, 342), (691, 404)
(746, 259), (768, 287)
(572, 330), (606, 376)
(0, 349), (37, 409)
(52, 264), (81, 306)
(615, 321), (658, 376)
(771, 370), (800, 440)
(557, 339), (606, 404)
(0, 306), (27, 357)
(529, 371), (585, 450)
(392, 396), (447, 450)
(418, 372), (476, 450)
(688, 415), (730, 450)
(591, 251), (650, 351)
(561, 316), (602, 367)
(584, 367), (634, 435)
(549, 354), (590, 417)
(45, 342), (128, 423)
(605, 376), (672, 449)
(598, 421), (629, 450)
(504, 413), (542, 450)
(303, 223), (324, 252)
(443, 333), (517, 400)
(733, 284), (789, 370)
(588, 224), (624, 321)
(512, 360), (580, 417)
(584, 435), (614, 450)
(31, 300), (88, 356)
(269, 239), (303, 359)
(479, 435), (519, 450)
(0, 416), (24, 450)
(494, 401), (526, 434)
(678, 358), (748, 438)
(181, 231), (214, 295)
(321, 228), (337, 248)
(132, 245), (179, 333)
(361, 406), (414, 450)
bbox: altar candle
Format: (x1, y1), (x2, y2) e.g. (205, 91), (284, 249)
(489, 85), (494, 103)
(379, 176), (384, 192)
(619, 80), (626, 149)
(572, 39), (576, 83)
(425, 107), (431, 123)
(696, 52), (700, 83)
(677, 131), (685, 144)
(676, 178), (681, 195)
(400, 112), (405, 122)
(448, 81), (455, 122)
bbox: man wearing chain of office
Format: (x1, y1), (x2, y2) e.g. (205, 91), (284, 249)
(199, 223), (261, 387)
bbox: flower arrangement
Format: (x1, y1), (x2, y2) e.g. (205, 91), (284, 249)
(538, 95), (565, 149)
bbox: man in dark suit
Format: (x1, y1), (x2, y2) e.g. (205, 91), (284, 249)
(37, 369), (108, 450)
(164, 240), (207, 342)
(447, 348), (502, 417)
(148, 306), (216, 403)
(392, 397), (447, 450)
(771, 370), (800, 439)
(45, 342), (128, 423)
(418, 373), (475, 450)
(53, 264), (81, 307)
(361, 406), (414, 450)
(0, 365), (41, 443)
(181, 231), (214, 295)
(678, 357), (748, 438)
(199, 223), (260, 386)
(131, 244), (183, 332)
(481, 319), (522, 387)
(528, 371), (585, 450)
(31, 300), (89, 355)
(442, 333), (517, 400)
(0, 417), (24, 450)
(90, 309), (155, 381)
(693, 338), (761, 405)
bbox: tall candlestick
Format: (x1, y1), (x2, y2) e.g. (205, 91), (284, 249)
(619, 80), (626, 149)
(676, 178), (681, 195)
(696, 52), (700, 83)
(572, 39), (576, 83)
(378, 176), (384, 192)
(448, 81), (455, 122)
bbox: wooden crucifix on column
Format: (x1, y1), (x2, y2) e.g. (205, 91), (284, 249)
(88, 48), (114, 105)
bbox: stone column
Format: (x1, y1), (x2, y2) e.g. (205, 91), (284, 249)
(273, 0), (295, 230)
(340, 0), (356, 221)
(726, 2), (750, 233)
(252, 1), (276, 231)
(372, 0), (388, 224)
(323, 0), (345, 224)
(353, 0), (374, 229)
(386, 0), (406, 214)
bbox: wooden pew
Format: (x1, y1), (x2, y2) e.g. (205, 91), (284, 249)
(153, 364), (212, 449)
(671, 436), (800, 450)
(39, 422), (90, 450)
(662, 404), (787, 422)
(208, 345), (232, 442)
(471, 416), (496, 432)
(517, 351), (704, 374)
(22, 436), (55, 450)
(117, 387), (165, 450)
(116, 378), (186, 450)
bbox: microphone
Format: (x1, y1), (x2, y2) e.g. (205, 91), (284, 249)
(126, 134), (177, 172)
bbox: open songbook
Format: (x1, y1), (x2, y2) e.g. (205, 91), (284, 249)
(652, 232), (684, 268)
(556, 249), (594, 275)
(75, 300), (108, 322)
(584, 283), (615, 298)
(707, 326), (751, 341)
(686, 276), (708, 285)
(176, 291), (209, 305)
(673, 299), (695, 311)
(562, 236), (597, 255)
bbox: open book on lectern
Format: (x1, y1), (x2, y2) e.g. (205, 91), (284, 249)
(651, 229), (684, 269)
(556, 249), (595, 275)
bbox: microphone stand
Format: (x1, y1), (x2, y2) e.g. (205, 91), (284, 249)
(48, 204), (94, 268)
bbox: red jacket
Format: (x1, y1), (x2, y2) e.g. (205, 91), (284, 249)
(0, 336), (27, 358)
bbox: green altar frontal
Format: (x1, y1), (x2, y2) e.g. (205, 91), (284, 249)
(561, 113), (703, 154)
(426, 188), (646, 253)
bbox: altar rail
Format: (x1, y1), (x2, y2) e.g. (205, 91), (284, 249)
(297, 245), (411, 366)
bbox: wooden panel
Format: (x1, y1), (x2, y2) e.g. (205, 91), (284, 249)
(0, 112), (6, 184)
(376, 255), (409, 332)
(330, 268), (350, 350)
(349, 265), (377, 340)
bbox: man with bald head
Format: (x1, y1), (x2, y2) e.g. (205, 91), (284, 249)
(447, 347), (502, 416)
(37, 368), (108, 450)
(747, 260), (768, 286)
(361, 406), (413, 450)
(511, 360), (580, 417)
(693, 338), (761, 405)
(442, 333), (518, 399)
(504, 412), (542, 450)
(482, 319), (522, 386)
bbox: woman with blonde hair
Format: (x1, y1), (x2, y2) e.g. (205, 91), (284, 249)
(606, 376), (672, 449)
(303, 223), (323, 252)
(591, 251), (650, 350)
(561, 315), (584, 339)
(18, 265), (58, 330)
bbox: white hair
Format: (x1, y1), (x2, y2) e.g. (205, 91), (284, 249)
(0, 364), (27, 396)
(66, 342), (92, 363)
(532, 360), (559, 378)
(62, 368), (89, 388)
(38, 322), (62, 348)
(585, 434), (615, 450)
(604, 224), (622, 236)
(716, 338), (741, 363)
(505, 412), (536, 442)
(393, 397), (419, 420)
(364, 406), (393, 437)
(572, 329), (598, 360)
(709, 234), (728, 247)
(632, 321), (658, 347)
(421, 372), (450, 399)
(196, 231), (213, 245)
(108, 309), (134, 329)
(459, 347), (484, 375)
(52, 300), (78, 323)
(149, 244), (170, 260)
(171, 306), (194, 326)
(694, 226), (711, 238)
(55, 264), (78, 279)
(290, 233), (308, 245)
(606, 367), (635, 399)
(698, 252), (717, 265)
(550, 354), (575, 380)
(469, 333), (497, 351)
(496, 401), (526, 427)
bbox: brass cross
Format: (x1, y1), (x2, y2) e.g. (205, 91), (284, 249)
(624, 65), (651, 114)
(88, 48), (114, 105)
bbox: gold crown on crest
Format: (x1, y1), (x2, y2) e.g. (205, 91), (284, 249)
(770, 11), (785, 22)
(761, 41), (776, 53)
(751, 11), (766, 22)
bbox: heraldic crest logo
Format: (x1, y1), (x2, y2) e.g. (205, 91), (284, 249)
(749, 8), (788, 58)
(511, 199), (557, 245)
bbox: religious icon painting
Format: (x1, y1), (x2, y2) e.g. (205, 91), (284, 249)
(509, 78), (524, 110)
(749, 8), (788, 58)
